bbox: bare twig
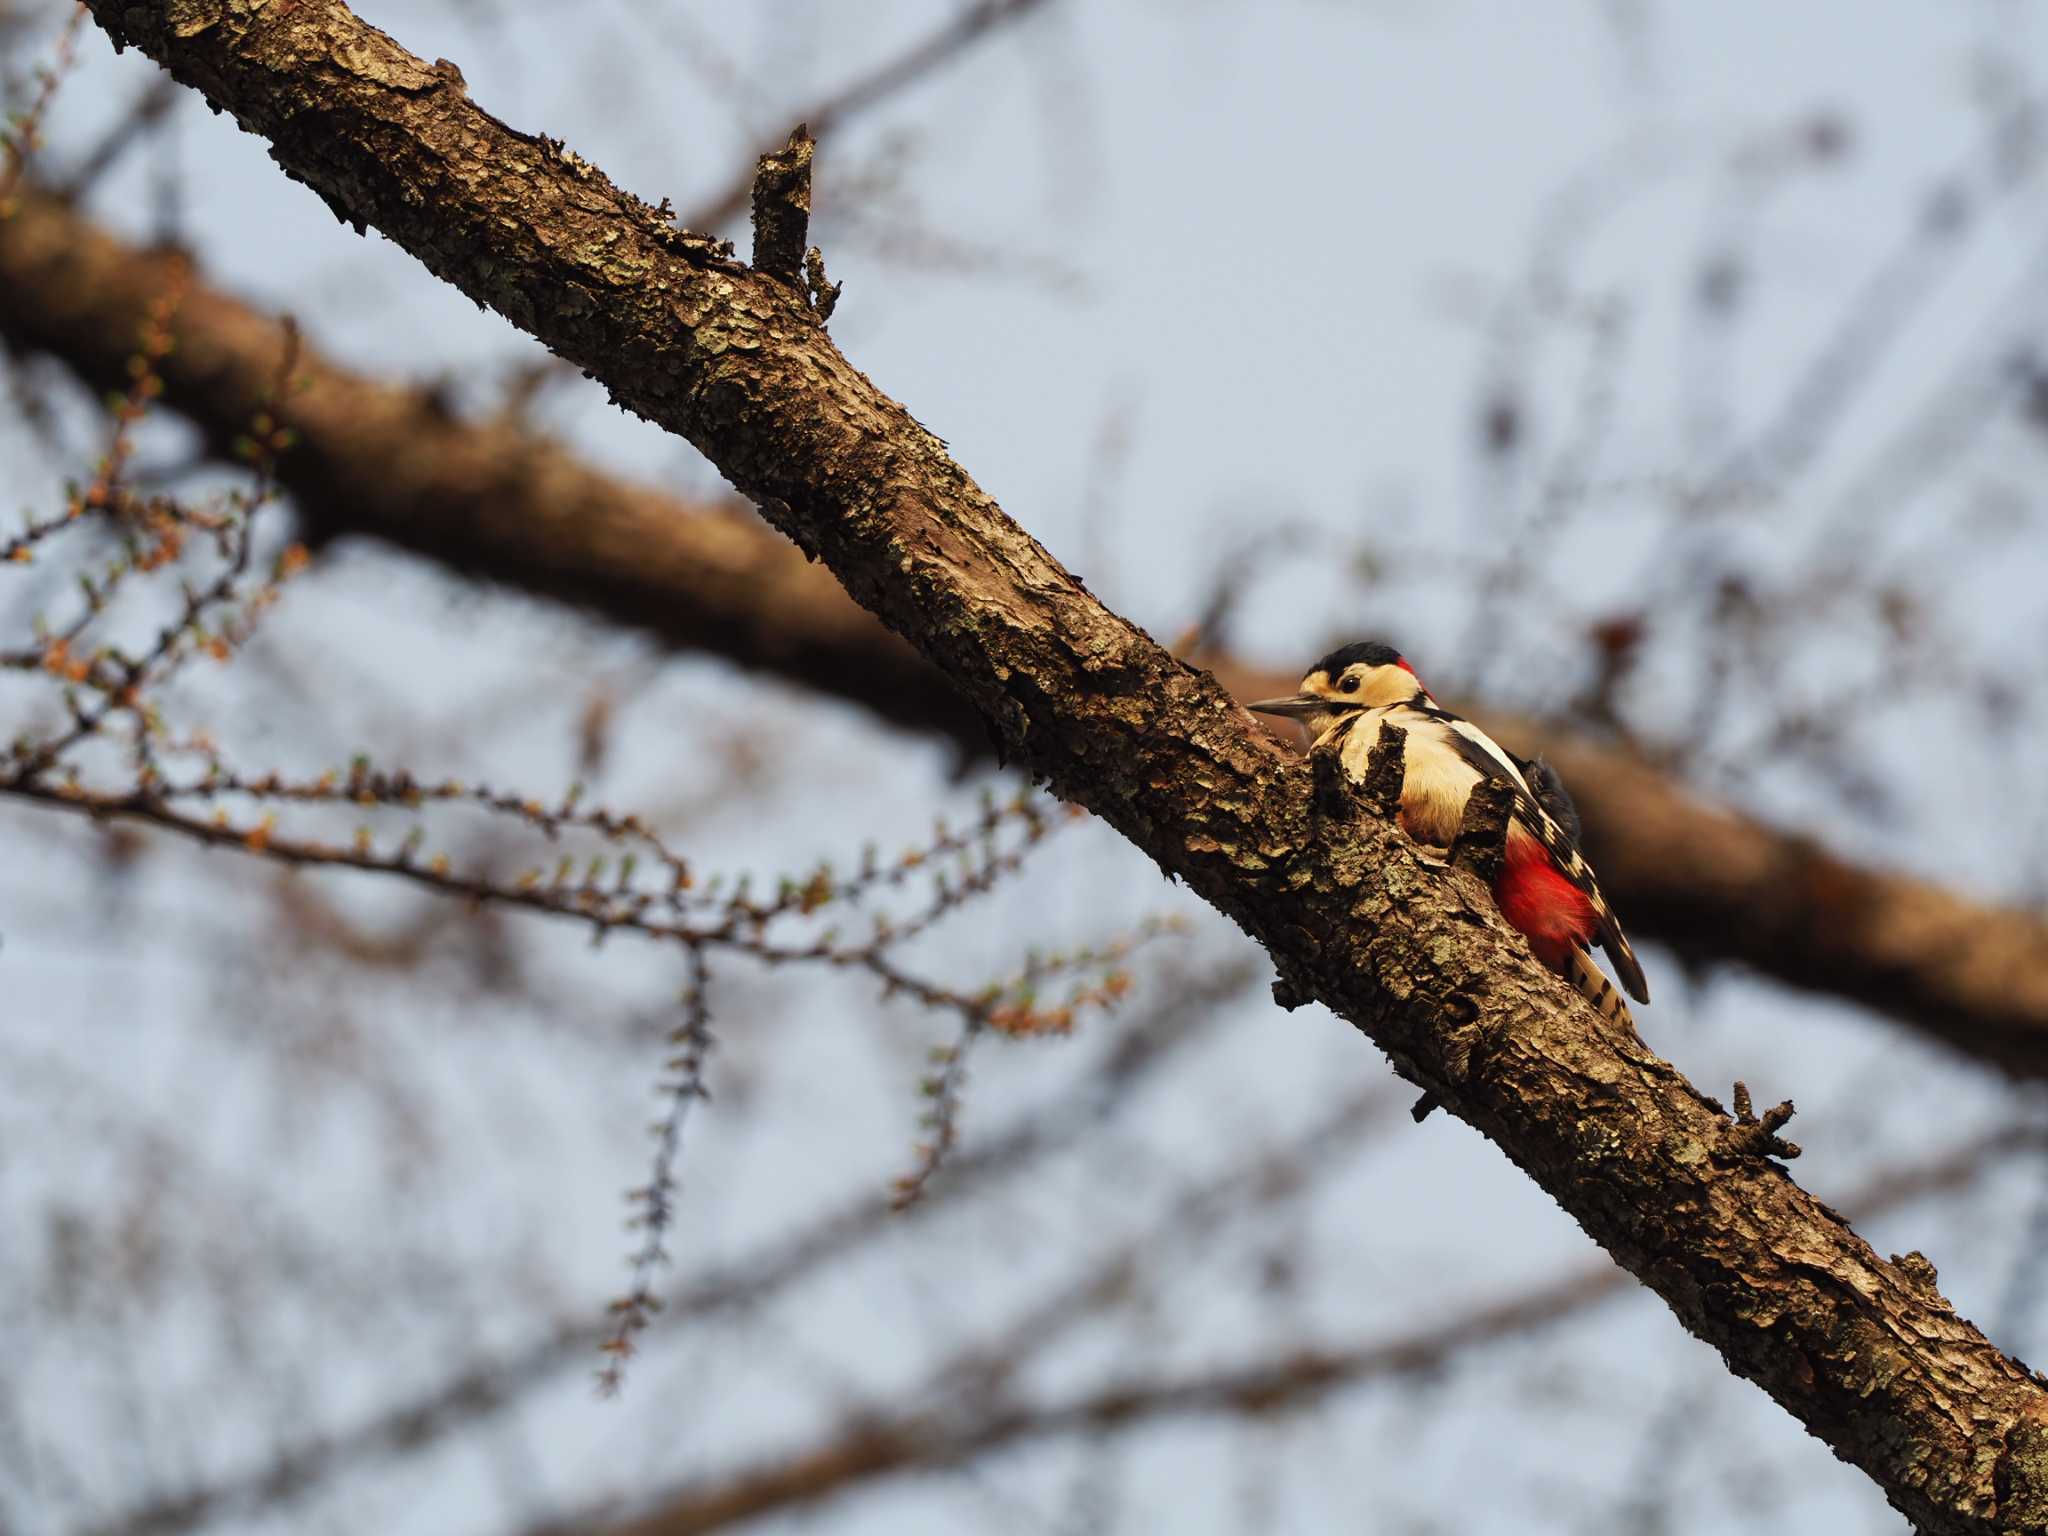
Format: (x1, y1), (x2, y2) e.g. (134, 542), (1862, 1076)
(682, 0), (1053, 230)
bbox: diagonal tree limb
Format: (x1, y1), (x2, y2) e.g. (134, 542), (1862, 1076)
(3, 187), (2046, 1079)
(59, 6), (2048, 1526)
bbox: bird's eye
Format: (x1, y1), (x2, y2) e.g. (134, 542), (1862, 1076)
(1338, 673), (1360, 694)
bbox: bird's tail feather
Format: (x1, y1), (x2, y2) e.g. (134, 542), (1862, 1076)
(1563, 945), (1632, 1026)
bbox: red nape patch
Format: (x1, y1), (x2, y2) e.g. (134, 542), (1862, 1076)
(1493, 823), (1599, 973)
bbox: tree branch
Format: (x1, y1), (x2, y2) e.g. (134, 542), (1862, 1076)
(60, 6), (2048, 1524)
(3, 187), (2045, 1078)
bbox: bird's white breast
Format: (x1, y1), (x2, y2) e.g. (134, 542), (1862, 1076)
(1328, 704), (1532, 847)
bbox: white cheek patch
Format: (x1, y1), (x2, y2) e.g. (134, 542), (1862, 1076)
(1358, 666), (1424, 708)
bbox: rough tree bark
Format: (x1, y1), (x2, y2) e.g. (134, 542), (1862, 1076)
(5, 185), (2047, 1080)
(62, 4), (2048, 1529)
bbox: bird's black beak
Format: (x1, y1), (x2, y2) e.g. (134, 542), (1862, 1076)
(1246, 693), (1327, 719)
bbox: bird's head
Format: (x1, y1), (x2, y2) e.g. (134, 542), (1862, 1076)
(1248, 640), (1426, 740)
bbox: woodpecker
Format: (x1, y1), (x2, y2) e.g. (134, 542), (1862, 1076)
(1250, 641), (1650, 1023)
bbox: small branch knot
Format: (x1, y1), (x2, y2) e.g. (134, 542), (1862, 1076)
(750, 123), (815, 290)
(1450, 776), (1514, 881)
(1890, 1249), (1946, 1303)
(803, 245), (842, 322)
(1310, 737), (1366, 824)
(1718, 1080), (1801, 1163)
(1270, 976), (1307, 1012)
(1360, 721), (1407, 820)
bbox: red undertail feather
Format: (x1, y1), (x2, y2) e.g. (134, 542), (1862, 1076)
(1492, 822), (1598, 972)
(1495, 824), (1632, 1022)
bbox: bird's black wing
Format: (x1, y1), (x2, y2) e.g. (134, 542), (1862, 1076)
(1420, 704), (1651, 1005)
(1515, 753), (1582, 845)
